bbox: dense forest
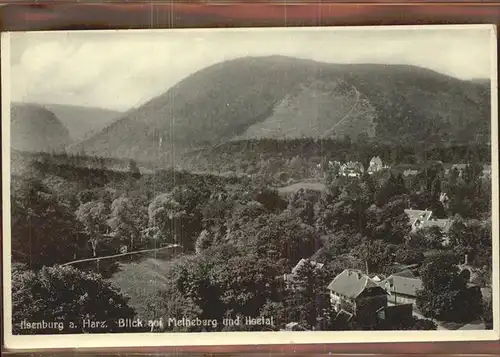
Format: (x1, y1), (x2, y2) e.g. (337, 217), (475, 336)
(11, 137), (493, 333)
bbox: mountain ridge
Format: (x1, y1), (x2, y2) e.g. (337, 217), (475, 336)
(12, 102), (123, 142)
(10, 103), (72, 153)
(75, 56), (491, 163)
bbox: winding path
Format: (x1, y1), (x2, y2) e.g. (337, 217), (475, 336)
(59, 244), (182, 267)
(322, 87), (361, 138)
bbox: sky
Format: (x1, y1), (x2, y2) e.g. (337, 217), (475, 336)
(7, 26), (495, 111)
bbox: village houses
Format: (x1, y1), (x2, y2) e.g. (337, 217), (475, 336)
(317, 156), (392, 180)
(282, 250), (489, 330)
(326, 160), (365, 178)
(444, 163), (491, 179)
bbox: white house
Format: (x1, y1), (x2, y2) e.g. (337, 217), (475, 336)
(367, 156), (384, 174)
(339, 161), (364, 177)
(404, 209), (434, 232)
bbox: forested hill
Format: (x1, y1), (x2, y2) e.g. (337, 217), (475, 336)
(181, 138), (491, 175)
(43, 103), (123, 141)
(76, 56), (490, 164)
(10, 103), (71, 153)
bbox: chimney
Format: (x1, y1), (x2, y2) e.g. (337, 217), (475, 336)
(464, 254), (468, 266)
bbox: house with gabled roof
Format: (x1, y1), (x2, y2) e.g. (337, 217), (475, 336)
(367, 156), (384, 174)
(327, 269), (388, 326)
(382, 270), (423, 306)
(404, 208), (452, 244)
(404, 209), (433, 232)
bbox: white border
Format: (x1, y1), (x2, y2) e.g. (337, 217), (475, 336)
(2, 25), (499, 350)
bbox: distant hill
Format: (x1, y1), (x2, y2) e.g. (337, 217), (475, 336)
(77, 56), (491, 163)
(41, 103), (122, 141)
(470, 78), (490, 87)
(10, 103), (71, 153)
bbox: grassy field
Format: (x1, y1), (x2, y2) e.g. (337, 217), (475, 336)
(108, 257), (178, 313)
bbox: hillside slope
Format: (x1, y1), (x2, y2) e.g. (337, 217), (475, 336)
(78, 56), (491, 163)
(10, 103), (71, 153)
(42, 103), (122, 141)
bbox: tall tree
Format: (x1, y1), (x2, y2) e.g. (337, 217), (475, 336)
(213, 252), (281, 318)
(148, 185), (207, 251)
(448, 217), (492, 267)
(364, 198), (410, 244)
(284, 259), (330, 329)
(255, 210), (319, 270)
(407, 226), (445, 249)
(12, 265), (136, 334)
(11, 177), (85, 269)
(287, 189), (319, 225)
(375, 172), (407, 206)
(353, 239), (395, 274)
(108, 195), (149, 251)
(76, 200), (109, 257)
(416, 253), (482, 322)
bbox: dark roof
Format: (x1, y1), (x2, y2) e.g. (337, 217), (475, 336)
(335, 309), (353, 324)
(380, 304), (414, 321)
(383, 275), (423, 297)
(327, 269), (386, 298)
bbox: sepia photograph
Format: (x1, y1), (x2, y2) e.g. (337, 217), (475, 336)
(2, 25), (499, 349)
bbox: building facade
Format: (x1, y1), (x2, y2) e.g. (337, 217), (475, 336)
(367, 156), (384, 174)
(327, 269), (388, 326)
(382, 270), (423, 306)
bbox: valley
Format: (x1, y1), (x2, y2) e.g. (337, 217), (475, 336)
(9, 54), (494, 335)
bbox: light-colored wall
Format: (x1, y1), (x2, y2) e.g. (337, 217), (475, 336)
(388, 294), (416, 306)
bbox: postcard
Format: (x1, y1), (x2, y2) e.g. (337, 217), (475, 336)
(2, 24), (499, 349)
